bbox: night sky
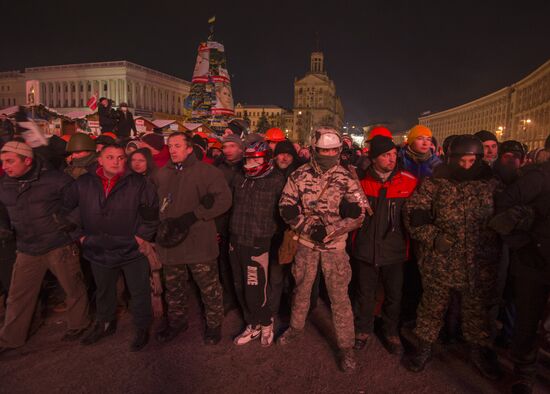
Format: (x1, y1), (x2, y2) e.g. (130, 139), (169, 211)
(2, 0), (550, 132)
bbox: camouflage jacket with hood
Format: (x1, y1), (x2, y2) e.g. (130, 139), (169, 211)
(404, 163), (501, 290)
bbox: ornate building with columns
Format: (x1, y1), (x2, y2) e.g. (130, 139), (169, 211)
(291, 52), (344, 143)
(0, 61), (190, 118)
(419, 59), (550, 150)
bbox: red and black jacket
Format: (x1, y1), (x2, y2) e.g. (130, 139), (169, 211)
(353, 167), (417, 266)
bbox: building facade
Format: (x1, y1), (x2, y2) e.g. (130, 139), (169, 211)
(0, 71), (26, 109)
(234, 103), (294, 134)
(419, 59), (550, 150)
(291, 52), (344, 143)
(0, 61), (191, 118)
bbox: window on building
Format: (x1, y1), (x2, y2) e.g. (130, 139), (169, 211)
(104, 84), (108, 91)
(79, 99), (83, 107)
(87, 84), (91, 91)
(80, 84), (83, 92)
(71, 99), (75, 107)
(71, 84), (75, 92)
(64, 100), (68, 107)
(1, 98), (5, 106)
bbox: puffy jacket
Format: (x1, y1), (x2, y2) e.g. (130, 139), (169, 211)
(64, 168), (159, 267)
(404, 163), (500, 290)
(0, 161), (75, 255)
(353, 168), (417, 266)
(399, 148), (442, 180)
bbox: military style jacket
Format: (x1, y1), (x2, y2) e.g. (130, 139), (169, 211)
(404, 164), (501, 290)
(279, 160), (368, 251)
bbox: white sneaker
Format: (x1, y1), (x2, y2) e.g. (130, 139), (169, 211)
(260, 323), (274, 347)
(234, 325), (261, 345)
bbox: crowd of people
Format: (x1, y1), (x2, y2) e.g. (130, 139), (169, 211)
(0, 102), (549, 394)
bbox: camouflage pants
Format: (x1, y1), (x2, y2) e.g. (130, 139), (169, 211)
(163, 261), (223, 329)
(290, 244), (355, 349)
(415, 281), (491, 346)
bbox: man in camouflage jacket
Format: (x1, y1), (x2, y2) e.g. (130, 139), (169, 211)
(277, 127), (368, 373)
(402, 135), (502, 380)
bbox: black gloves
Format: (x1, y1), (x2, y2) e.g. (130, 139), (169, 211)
(177, 212), (198, 229)
(339, 199), (361, 219)
(488, 205), (535, 235)
(434, 233), (454, 253)
(310, 225), (327, 243)
(281, 205), (300, 222)
(156, 212), (198, 248)
(201, 193), (214, 209)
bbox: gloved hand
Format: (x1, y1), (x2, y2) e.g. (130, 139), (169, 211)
(156, 212), (198, 248)
(339, 199), (361, 219)
(310, 225), (327, 243)
(281, 205), (300, 222)
(52, 213), (77, 233)
(434, 233), (455, 253)
(201, 193), (215, 209)
(177, 212), (198, 230)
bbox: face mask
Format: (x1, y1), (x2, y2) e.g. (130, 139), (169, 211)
(314, 150), (339, 172)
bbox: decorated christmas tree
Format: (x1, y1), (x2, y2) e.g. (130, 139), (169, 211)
(184, 17), (235, 136)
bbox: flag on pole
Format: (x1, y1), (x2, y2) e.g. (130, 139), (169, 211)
(208, 15), (216, 24)
(87, 93), (98, 111)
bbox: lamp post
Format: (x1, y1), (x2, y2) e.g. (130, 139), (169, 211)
(496, 126), (504, 140)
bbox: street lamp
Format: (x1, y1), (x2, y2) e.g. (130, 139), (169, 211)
(496, 126), (504, 140)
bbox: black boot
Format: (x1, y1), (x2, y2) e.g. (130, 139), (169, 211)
(511, 379), (533, 394)
(402, 339), (432, 372)
(80, 320), (117, 346)
(130, 328), (149, 352)
(155, 321), (188, 343)
(61, 327), (88, 342)
(470, 344), (503, 381)
(204, 325), (222, 345)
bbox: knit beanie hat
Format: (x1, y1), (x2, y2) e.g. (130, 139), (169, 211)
(192, 134), (207, 151)
(1, 140), (33, 158)
(222, 134), (244, 150)
(474, 130), (498, 143)
(407, 125), (432, 143)
(141, 133), (165, 151)
(368, 136), (396, 159)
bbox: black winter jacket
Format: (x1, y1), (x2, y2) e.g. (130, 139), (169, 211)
(64, 169), (159, 267)
(116, 110), (137, 138)
(496, 161), (550, 279)
(0, 162), (75, 255)
(98, 104), (118, 132)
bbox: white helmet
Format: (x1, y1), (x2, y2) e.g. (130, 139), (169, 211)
(311, 126), (342, 149)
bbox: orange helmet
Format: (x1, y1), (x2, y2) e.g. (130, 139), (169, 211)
(102, 132), (117, 140)
(265, 128), (286, 142)
(210, 141), (222, 150)
(60, 134), (72, 142)
(366, 126), (392, 141)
